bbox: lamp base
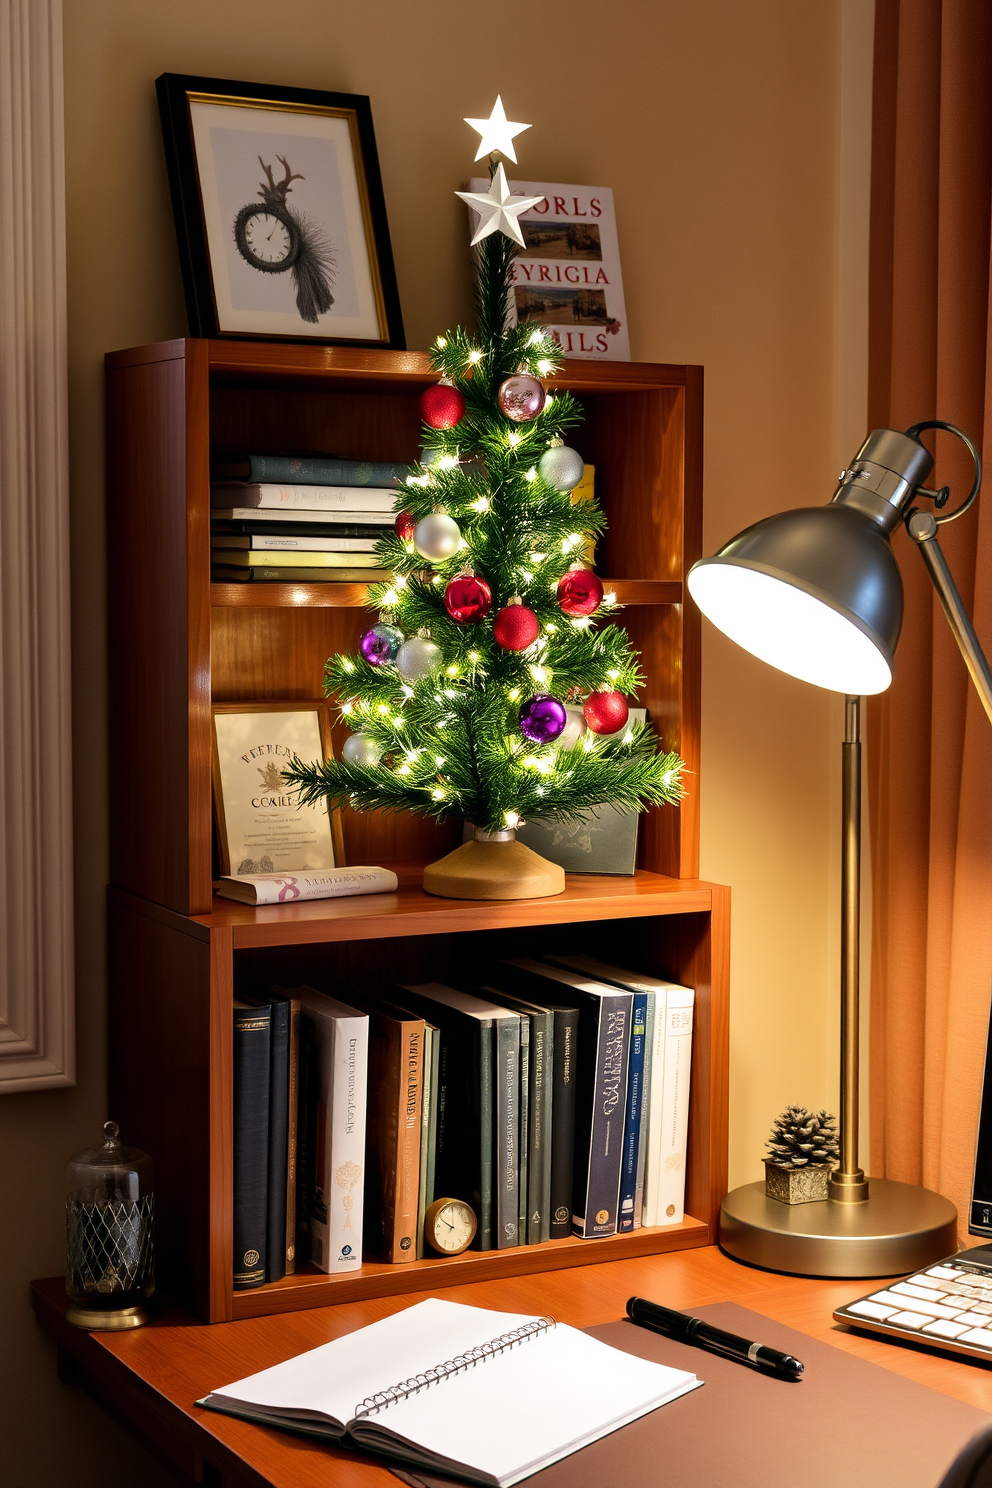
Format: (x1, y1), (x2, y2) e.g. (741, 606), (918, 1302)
(719, 1177), (958, 1278)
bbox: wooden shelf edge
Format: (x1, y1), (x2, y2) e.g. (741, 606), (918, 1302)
(231, 1217), (710, 1319)
(209, 579), (683, 610)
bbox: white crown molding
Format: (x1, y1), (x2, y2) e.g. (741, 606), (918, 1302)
(0, 0), (75, 1091)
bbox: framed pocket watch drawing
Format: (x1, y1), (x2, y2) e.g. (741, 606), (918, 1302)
(156, 74), (404, 347)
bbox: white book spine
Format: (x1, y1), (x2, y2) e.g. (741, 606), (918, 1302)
(641, 990), (668, 1227)
(312, 1011), (368, 1273)
(211, 483), (396, 512)
(653, 989), (694, 1226)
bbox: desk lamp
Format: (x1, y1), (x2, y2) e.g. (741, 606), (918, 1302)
(688, 422), (988, 1276)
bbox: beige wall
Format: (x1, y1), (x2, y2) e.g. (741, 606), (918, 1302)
(1, 2), (859, 1482)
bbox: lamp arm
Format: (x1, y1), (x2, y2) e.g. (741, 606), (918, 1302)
(907, 510), (992, 729)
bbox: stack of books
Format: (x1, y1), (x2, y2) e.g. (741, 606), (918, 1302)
(210, 454), (411, 584)
(233, 956), (694, 1288)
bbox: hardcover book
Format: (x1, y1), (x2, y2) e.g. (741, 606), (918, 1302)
(211, 454), (411, 487)
(500, 961), (632, 1237)
(233, 1000), (271, 1289)
(295, 989), (369, 1273)
(395, 983), (496, 1250)
(467, 179), (630, 360)
(552, 956), (694, 1228)
(345, 993), (425, 1263)
(210, 481), (398, 511)
(479, 985), (554, 1244)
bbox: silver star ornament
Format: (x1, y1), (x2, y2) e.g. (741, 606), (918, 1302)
(463, 96), (531, 163)
(455, 165), (545, 249)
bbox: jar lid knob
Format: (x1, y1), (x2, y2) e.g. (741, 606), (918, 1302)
(102, 1120), (121, 1150)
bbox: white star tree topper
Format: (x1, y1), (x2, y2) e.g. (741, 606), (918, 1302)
(463, 95), (531, 163)
(455, 164), (545, 249)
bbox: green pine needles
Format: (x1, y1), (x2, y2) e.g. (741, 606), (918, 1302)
(283, 230), (686, 836)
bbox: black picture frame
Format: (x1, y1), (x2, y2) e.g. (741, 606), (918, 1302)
(156, 73), (405, 348)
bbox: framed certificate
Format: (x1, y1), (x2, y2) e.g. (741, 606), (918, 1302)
(212, 701), (344, 876)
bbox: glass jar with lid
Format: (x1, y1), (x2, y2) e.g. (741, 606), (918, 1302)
(65, 1121), (154, 1329)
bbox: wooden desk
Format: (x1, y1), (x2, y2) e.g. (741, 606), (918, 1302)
(31, 1246), (992, 1487)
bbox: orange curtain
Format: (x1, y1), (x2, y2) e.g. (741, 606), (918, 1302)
(868, 0), (992, 1232)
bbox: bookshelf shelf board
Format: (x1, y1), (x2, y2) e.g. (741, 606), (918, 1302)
(209, 579), (684, 609)
(129, 865), (720, 949)
(232, 1216), (708, 1319)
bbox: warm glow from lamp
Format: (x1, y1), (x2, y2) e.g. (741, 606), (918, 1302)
(687, 563), (893, 695)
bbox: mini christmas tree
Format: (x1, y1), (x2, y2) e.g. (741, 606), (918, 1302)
(284, 101), (684, 896)
(765, 1106), (840, 1170)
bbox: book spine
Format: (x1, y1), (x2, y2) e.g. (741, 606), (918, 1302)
(549, 1006), (579, 1239)
(211, 565), (390, 584)
(285, 1000), (300, 1273)
(393, 1022), (423, 1261)
(296, 1014), (316, 1264)
(239, 456), (410, 487)
(416, 1024), (434, 1258)
(572, 991), (632, 1238)
(265, 998), (290, 1282)
(210, 534), (379, 552)
(617, 991), (648, 1233)
(311, 1013), (368, 1273)
(633, 990), (655, 1229)
(516, 1017), (529, 1244)
(654, 989), (695, 1226)
(211, 483), (398, 511)
(477, 1022), (495, 1250)
(495, 1018), (519, 1248)
(642, 990), (669, 1227)
(425, 1025), (441, 1235)
(233, 1004), (271, 1289)
(526, 1012), (553, 1243)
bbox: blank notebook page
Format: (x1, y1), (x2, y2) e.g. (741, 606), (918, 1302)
(351, 1317), (700, 1486)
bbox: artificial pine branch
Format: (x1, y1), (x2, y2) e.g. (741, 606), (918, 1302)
(280, 200), (687, 836)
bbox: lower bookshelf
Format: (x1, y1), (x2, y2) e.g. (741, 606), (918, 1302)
(108, 865), (728, 1323)
(234, 1216), (709, 1319)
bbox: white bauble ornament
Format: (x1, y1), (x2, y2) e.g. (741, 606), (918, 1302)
(538, 442), (585, 492)
(557, 704), (588, 751)
(342, 733), (385, 767)
(414, 511), (461, 561)
(396, 635), (443, 683)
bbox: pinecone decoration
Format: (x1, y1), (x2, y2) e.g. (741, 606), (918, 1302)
(765, 1106), (839, 1170)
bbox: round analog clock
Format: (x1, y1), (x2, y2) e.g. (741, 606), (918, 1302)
(233, 205), (300, 273)
(424, 1197), (477, 1256)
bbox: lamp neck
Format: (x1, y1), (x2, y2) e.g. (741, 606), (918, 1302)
(832, 428), (933, 533)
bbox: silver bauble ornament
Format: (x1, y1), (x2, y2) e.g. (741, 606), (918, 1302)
(395, 635), (443, 683)
(557, 704), (589, 751)
(342, 733), (385, 767)
(538, 442), (585, 492)
(414, 511), (461, 561)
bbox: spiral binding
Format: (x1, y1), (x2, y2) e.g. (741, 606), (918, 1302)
(353, 1316), (557, 1420)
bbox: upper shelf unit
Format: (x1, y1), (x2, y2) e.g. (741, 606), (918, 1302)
(105, 340), (703, 917)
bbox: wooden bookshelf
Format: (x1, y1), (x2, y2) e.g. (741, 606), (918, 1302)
(104, 340), (727, 1324)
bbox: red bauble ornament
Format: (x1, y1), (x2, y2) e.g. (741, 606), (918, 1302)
(583, 689), (629, 735)
(444, 573), (492, 624)
(493, 601), (540, 651)
(557, 567), (604, 617)
(421, 382), (465, 430)
(394, 510), (415, 543)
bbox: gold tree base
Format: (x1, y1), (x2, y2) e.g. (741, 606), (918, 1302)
(423, 828), (566, 901)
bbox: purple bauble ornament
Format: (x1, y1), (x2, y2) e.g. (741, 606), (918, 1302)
(360, 623), (404, 667)
(519, 693), (567, 744)
(498, 374), (547, 423)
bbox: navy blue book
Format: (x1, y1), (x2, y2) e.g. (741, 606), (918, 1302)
(211, 454), (411, 487)
(617, 991), (648, 1232)
(233, 1000), (271, 1289)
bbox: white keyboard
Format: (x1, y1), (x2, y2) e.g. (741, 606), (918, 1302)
(834, 1246), (992, 1362)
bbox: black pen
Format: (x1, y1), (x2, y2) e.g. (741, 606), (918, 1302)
(626, 1296), (804, 1381)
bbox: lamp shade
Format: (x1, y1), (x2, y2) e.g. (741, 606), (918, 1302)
(687, 504), (904, 695)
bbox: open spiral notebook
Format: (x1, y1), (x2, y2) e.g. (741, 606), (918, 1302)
(198, 1297), (700, 1486)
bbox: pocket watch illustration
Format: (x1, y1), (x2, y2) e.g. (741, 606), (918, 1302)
(233, 155), (335, 325)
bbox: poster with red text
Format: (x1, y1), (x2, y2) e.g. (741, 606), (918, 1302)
(468, 178), (630, 360)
